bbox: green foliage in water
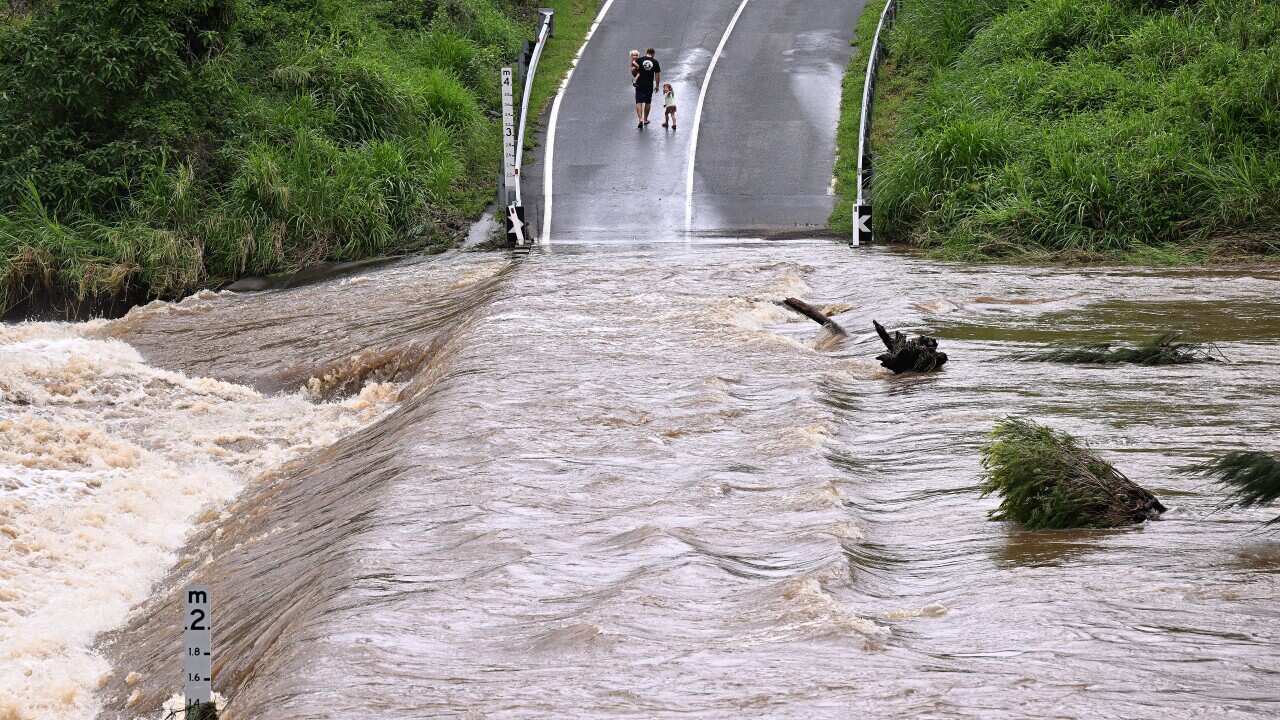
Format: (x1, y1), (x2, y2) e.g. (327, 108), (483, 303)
(1012, 332), (1222, 365)
(0, 0), (546, 313)
(859, 0), (1280, 261)
(980, 417), (1166, 529)
(1185, 450), (1280, 526)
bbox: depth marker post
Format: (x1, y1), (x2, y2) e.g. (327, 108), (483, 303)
(183, 584), (214, 719)
(501, 66), (518, 207)
(500, 66), (527, 251)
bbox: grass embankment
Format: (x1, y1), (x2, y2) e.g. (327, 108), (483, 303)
(526, 0), (596, 128)
(832, 0), (1280, 262)
(0, 0), (593, 316)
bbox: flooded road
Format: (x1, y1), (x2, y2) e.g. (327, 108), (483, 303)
(6, 241), (1277, 718)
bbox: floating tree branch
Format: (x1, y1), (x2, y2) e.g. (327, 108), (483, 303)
(781, 297), (847, 335)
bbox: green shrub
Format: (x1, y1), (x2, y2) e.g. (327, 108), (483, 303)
(980, 417), (1167, 529)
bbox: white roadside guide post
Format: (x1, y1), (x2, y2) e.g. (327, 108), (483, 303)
(853, 41), (875, 248)
(184, 584), (213, 717)
(853, 0), (899, 247)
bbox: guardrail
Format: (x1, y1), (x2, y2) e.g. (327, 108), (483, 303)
(501, 8), (555, 252)
(853, 0), (898, 247)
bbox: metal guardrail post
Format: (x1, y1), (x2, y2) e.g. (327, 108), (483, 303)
(853, 0), (898, 247)
(501, 8), (555, 253)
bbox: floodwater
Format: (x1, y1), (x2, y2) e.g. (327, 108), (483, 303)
(3, 242), (1279, 719)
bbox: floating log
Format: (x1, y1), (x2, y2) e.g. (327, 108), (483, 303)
(981, 417), (1166, 529)
(873, 320), (947, 373)
(782, 297), (847, 336)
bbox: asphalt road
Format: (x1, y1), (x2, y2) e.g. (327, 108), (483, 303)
(533, 0), (867, 241)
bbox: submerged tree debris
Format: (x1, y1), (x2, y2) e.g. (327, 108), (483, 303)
(1012, 333), (1223, 365)
(1185, 451), (1280, 526)
(873, 320), (947, 373)
(980, 418), (1166, 530)
(781, 297), (847, 335)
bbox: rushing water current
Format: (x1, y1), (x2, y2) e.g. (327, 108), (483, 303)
(3, 242), (1280, 719)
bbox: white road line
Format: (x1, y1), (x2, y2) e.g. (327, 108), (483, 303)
(541, 0), (617, 246)
(684, 0), (752, 234)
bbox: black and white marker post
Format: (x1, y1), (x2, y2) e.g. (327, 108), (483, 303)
(855, 201), (872, 248)
(183, 585), (215, 720)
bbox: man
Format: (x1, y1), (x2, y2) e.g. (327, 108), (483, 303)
(633, 48), (661, 129)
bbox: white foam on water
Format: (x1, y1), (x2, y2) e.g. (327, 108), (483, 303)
(768, 573), (889, 649)
(885, 603), (949, 620)
(0, 323), (401, 720)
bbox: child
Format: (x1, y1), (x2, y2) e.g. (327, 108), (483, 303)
(629, 50), (640, 86)
(661, 83), (677, 130)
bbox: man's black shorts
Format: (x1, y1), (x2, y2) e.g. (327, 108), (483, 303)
(635, 85), (654, 104)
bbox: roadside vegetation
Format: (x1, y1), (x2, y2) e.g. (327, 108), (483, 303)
(0, 0), (590, 316)
(834, 0), (1280, 262)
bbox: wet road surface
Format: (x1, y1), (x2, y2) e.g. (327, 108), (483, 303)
(537, 0), (864, 240)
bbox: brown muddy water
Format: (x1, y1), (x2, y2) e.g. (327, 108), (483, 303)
(2, 242), (1279, 719)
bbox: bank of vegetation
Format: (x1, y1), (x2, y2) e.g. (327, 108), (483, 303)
(834, 0), (1280, 262)
(0, 0), (590, 316)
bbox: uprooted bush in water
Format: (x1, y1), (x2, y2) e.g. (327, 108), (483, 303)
(1184, 450), (1280, 527)
(1012, 333), (1223, 365)
(980, 417), (1166, 530)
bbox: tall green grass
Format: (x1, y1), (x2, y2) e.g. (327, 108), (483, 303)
(838, 0), (1280, 261)
(0, 0), (560, 315)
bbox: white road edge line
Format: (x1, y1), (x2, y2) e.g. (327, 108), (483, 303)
(684, 0), (752, 234)
(541, 0), (618, 246)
